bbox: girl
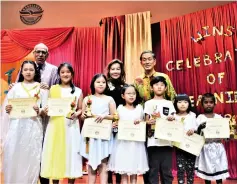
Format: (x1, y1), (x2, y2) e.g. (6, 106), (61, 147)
(173, 94), (197, 184)
(108, 84), (149, 184)
(41, 63), (83, 184)
(3, 60), (48, 184)
(195, 93), (229, 184)
(106, 59), (126, 184)
(80, 73), (116, 184)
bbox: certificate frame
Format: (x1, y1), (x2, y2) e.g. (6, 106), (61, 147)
(47, 97), (72, 116)
(154, 118), (184, 142)
(173, 133), (205, 156)
(8, 98), (37, 118)
(117, 120), (146, 142)
(203, 118), (230, 139)
(82, 118), (112, 140)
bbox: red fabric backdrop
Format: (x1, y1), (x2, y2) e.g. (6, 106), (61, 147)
(155, 2), (237, 178)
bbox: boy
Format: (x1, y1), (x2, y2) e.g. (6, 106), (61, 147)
(144, 76), (175, 184)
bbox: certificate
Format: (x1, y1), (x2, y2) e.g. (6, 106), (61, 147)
(203, 118), (230, 139)
(48, 98), (72, 116)
(173, 133), (205, 156)
(118, 120), (146, 142)
(154, 118), (184, 142)
(8, 98), (37, 118)
(82, 118), (112, 140)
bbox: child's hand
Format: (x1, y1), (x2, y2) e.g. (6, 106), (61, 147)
(33, 105), (40, 115)
(5, 104), (12, 114)
(41, 106), (48, 116)
(167, 115), (175, 121)
(95, 115), (105, 123)
(113, 121), (118, 128)
(8, 83), (15, 90)
(40, 82), (49, 90)
(146, 119), (156, 125)
(134, 119), (141, 125)
(186, 129), (194, 136)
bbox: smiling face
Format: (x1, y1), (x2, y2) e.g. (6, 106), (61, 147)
(109, 63), (121, 79)
(94, 76), (107, 94)
(59, 66), (73, 84)
(21, 63), (35, 82)
(122, 86), (136, 105)
(140, 53), (156, 72)
(177, 100), (189, 113)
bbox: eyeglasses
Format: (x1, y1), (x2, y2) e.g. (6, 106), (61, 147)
(35, 50), (47, 55)
(125, 92), (136, 95)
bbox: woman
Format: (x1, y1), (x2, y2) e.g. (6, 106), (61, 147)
(106, 59), (126, 184)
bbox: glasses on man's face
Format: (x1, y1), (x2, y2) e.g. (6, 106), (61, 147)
(35, 50), (47, 55)
(141, 57), (154, 62)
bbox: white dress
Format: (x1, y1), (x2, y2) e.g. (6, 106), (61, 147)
(41, 86), (83, 179)
(63, 87), (83, 178)
(80, 95), (115, 170)
(195, 114), (229, 180)
(3, 82), (48, 184)
(107, 105), (149, 175)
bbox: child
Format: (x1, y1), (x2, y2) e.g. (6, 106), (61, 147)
(3, 60), (48, 184)
(41, 63), (83, 184)
(108, 84), (149, 184)
(80, 73), (116, 184)
(195, 93), (229, 184)
(144, 76), (176, 184)
(173, 94), (197, 184)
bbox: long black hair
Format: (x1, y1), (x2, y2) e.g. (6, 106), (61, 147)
(90, 73), (109, 95)
(107, 59), (126, 85)
(18, 60), (41, 83)
(58, 62), (75, 94)
(121, 84), (141, 107)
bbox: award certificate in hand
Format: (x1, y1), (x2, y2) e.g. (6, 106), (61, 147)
(48, 98), (72, 116)
(8, 98), (37, 118)
(154, 118), (184, 142)
(203, 118), (230, 139)
(173, 133), (205, 156)
(118, 120), (146, 142)
(82, 118), (112, 140)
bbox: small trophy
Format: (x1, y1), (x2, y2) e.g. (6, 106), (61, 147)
(230, 115), (236, 139)
(113, 111), (119, 133)
(66, 96), (77, 120)
(148, 105), (160, 137)
(85, 95), (93, 117)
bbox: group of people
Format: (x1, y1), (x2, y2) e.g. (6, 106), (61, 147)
(1, 43), (230, 184)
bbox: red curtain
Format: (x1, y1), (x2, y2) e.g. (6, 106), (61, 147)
(1, 27), (74, 63)
(101, 15), (125, 68)
(155, 2), (237, 178)
(73, 27), (103, 95)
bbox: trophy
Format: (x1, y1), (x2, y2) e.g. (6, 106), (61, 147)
(66, 96), (77, 120)
(113, 111), (119, 133)
(148, 105), (160, 137)
(85, 95), (93, 117)
(230, 115), (236, 139)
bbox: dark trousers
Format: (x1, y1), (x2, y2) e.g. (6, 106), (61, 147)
(108, 171), (121, 184)
(147, 146), (173, 184)
(176, 149), (196, 184)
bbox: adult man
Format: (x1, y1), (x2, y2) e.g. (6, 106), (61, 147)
(134, 50), (176, 103)
(9, 43), (59, 184)
(134, 50), (176, 184)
